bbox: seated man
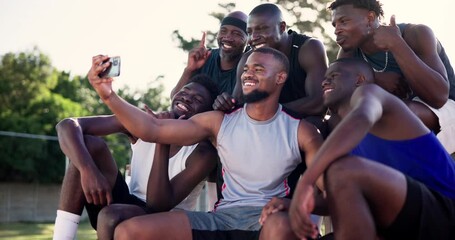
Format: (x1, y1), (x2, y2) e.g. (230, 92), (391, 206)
(329, 0), (455, 154)
(52, 71), (219, 240)
(262, 58), (455, 239)
(87, 47), (324, 239)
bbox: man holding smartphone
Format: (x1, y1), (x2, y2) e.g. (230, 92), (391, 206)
(52, 62), (219, 240)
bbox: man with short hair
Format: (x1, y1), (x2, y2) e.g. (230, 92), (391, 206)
(171, 11), (248, 97)
(280, 58), (455, 240)
(87, 47), (324, 240)
(215, 3), (328, 120)
(329, 0), (455, 154)
(52, 65), (219, 240)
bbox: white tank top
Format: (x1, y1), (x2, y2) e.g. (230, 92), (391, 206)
(129, 139), (204, 210)
(215, 104), (302, 209)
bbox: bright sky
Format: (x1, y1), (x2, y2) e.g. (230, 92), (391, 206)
(1, 0), (453, 97)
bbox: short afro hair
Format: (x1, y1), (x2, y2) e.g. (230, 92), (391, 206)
(328, 0), (384, 18)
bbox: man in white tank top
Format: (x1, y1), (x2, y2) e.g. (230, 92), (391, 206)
(87, 48), (324, 239)
(53, 74), (219, 240)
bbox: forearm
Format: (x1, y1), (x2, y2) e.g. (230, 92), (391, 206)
(390, 40), (449, 107)
(103, 92), (159, 143)
(146, 144), (174, 211)
(303, 110), (373, 190)
(284, 96), (325, 117)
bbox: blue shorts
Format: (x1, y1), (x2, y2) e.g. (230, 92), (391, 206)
(186, 206), (262, 240)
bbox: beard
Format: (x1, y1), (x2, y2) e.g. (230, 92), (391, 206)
(243, 90), (269, 103)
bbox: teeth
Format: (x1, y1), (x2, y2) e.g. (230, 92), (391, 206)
(323, 89), (333, 94)
(254, 44), (265, 49)
(177, 103), (188, 111)
(244, 82), (256, 86)
(222, 43), (232, 49)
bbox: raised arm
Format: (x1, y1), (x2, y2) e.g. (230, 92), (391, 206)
(88, 55), (221, 146)
(283, 38), (328, 116)
(170, 32), (211, 98)
(374, 16), (449, 108)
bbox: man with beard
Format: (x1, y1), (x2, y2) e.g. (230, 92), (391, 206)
(171, 11), (248, 97)
(214, 3), (328, 121)
(52, 68), (219, 240)
(87, 47), (324, 240)
(262, 58), (455, 240)
(329, 0), (455, 154)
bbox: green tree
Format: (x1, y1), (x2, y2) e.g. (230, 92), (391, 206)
(0, 48), (169, 183)
(0, 48), (86, 182)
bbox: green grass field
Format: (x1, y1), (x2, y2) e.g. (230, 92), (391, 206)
(0, 220), (96, 240)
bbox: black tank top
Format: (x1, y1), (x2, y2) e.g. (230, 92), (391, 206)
(279, 30), (310, 104)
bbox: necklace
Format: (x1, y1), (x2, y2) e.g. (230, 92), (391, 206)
(360, 49), (388, 72)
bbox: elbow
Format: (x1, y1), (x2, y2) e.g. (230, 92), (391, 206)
(55, 118), (77, 136)
(424, 94), (448, 109)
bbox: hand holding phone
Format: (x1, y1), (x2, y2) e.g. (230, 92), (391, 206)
(99, 56), (121, 78)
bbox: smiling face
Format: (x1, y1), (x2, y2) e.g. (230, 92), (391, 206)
(217, 24), (247, 60)
(241, 50), (287, 103)
(331, 4), (372, 51)
(171, 82), (213, 119)
(246, 13), (283, 50)
(322, 61), (358, 108)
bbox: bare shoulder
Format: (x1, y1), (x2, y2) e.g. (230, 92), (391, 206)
(402, 23), (436, 51)
(300, 38), (325, 56)
(299, 38), (328, 69)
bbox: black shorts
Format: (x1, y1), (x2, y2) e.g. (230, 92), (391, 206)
(380, 176), (455, 239)
(85, 171), (146, 229)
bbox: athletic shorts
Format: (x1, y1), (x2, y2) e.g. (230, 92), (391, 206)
(186, 206), (263, 240)
(380, 176), (455, 239)
(413, 97), (455, 154)
(85, 171), (146, 229)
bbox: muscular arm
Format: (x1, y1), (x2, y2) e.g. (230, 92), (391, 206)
(56, 115), (130, 173)
(146, 141), (217, 211)
(302, 85), (384, 189)
(170, 33), (210, 98)
(283, 38), (328, 116)
(375, 22), (449, 108)
(394, 24), (448, 107)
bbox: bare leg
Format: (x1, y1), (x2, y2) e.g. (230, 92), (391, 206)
(325, 156), (407, 240)
(114, 211), (192, 240)
(259, 211), (298, 240)
(58, 135), (118, 215)
(97, 204), (147, 240)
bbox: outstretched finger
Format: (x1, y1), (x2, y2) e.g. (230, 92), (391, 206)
(200, 31), (206, 48)
(389, 14), (396, 27)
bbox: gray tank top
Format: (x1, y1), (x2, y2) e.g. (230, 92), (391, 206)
(215, 104), (302, 209)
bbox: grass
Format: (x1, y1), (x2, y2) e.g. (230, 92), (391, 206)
(0, 220), (96, 240)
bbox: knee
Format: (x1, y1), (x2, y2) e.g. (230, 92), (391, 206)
(114, 219), (138, 240)
(98, 206), (123, 231)
(324, 156), (367, 193)
(260, 212), (296, 240)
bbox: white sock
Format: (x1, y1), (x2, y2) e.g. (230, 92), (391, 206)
(53, 210), (81, 240)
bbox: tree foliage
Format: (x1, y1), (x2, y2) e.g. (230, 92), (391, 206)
(0, 48), (168, 183)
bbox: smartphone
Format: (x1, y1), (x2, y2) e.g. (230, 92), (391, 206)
(99, 56), (121, 78)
